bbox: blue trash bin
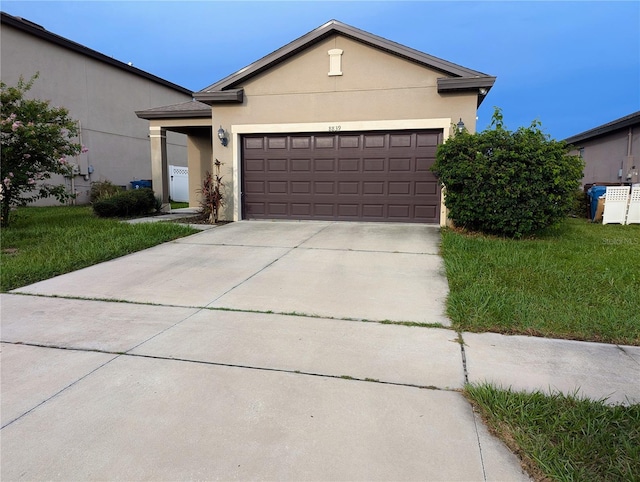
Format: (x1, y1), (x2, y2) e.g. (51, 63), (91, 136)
(130, 180), (152, 190)
(587, 185), (607, 220)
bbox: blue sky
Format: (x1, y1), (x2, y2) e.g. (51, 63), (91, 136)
(2, 1), (639, 140)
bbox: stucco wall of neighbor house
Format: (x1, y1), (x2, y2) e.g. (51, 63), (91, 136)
(1, 23), (191, 205)
(204, 34), (479, 221)
(574, 127), (639, 185)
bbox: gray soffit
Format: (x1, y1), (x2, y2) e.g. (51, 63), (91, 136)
(135, 100), (211, 120)
(564, 111), (640, 145)
(1, 12), (192, 96)
(194, 19), (496, 103)
(194, 89), (244, 104)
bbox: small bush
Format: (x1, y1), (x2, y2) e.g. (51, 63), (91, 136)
(93, 188), (156, 218)
(431, 108), (584, 238)
(90, 180), (123, 203)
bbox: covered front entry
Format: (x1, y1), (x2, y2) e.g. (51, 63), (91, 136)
(242, 130), (442, 223)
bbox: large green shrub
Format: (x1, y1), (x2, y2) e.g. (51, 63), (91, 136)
(93, 188), (156, 218)
(89, 180), (123, 203)
(432, 108), (584, 237)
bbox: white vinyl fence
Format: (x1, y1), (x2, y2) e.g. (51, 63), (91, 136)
(169, 165), (189, 202)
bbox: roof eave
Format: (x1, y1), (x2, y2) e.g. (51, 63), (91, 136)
(437, 76), (496, 107)
(135, 109), (212, 120)
(193, 89), (244, 105)
(564, 111), (640, 145)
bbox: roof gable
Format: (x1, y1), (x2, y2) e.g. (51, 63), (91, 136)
(0, 11), (192, 96)
(194, 19), (495, 105)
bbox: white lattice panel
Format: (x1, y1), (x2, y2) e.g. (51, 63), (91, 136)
(603, 186), (630, 225)
(626, 186), (640, 224)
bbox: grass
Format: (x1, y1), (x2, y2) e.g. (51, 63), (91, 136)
(441, 218), (640, 345)
(170, 201), (189, 210)
(466, 383), (640, 482)
(1, 206), (199, 292)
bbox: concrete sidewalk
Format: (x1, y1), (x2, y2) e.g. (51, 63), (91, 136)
(2, 221), (638, 480)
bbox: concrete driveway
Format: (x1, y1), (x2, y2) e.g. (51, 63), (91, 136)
(7, 220), (634, 480)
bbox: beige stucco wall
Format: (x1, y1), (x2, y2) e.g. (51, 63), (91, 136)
(573, 126), (639, 185)
(1, 24), (192, 205)
(187, 134), (213, 208)
(199, 34), (479, 221)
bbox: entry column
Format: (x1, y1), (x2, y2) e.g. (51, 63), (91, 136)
(149, 126), (170, 211)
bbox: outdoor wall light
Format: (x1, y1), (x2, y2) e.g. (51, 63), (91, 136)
(217, 126), (228, 147)
(456, 118), (465, 133)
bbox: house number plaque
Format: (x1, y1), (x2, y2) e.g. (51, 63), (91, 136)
(328, 125), (342, 132)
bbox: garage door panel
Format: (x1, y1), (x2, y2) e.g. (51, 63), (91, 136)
(268, 203), (287, 215)
(245, 159), (265, 172)
(338, 182), (359, 195)
(245, 181), (265, 194)
(340, 136), (360, 148)
(242, 130), (441, 223)
(389, 182), (411, 195)
(267, 181), (287, 194)
(267, 159), (287, 171)
(415, 205), (438, 220)
(417, 133), (440, 147)
(314, 159), (335, 171)
(388, 205), (411, 218)
(292, 137), (311, 149)
(363, 204), (384, 217)
(339, 159), (359, 171)
(390, 134), (412, 147)
(363, 158), (385, 171)
(267, 137), (287, 149)
(315, 137), (335, 149)
(338, 204), (359, 217)
(245, 202), (265, 215)
(314, 204), (334, 216)
(389, 158), (412, 171)
(291, 203), (311, 215)
(245, 138), (264, 149)
(364, 135), (385, 148)
(416, 181), (437, 195)
(291, 181), (311, 194)
(314, 182), (335, 194)
(363, 182), (384, 195)
(291, 159), (311, 172)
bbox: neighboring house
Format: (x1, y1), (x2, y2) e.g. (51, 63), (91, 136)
(136, 20), (496, 225)
(0, 12), (192, 205)
(565, 111), (640, 187)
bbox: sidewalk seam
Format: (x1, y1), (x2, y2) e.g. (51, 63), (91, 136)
(204, 222), (335, 307)
(0, 351), (120, 430)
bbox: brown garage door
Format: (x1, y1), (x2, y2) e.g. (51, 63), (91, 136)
(242, 130), (442, 223)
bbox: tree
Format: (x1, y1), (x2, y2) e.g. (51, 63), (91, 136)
(1, 74), (84, 227)
(431, 108), (584, 238)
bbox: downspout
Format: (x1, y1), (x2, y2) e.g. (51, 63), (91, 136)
(627, 126), (638, 183)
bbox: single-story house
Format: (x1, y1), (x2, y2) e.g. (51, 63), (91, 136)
(1, 12), (192, 204)
(565, 111), (640, 187)
(136, 20), (496, 225)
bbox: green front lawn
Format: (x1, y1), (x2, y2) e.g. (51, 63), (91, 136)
(466, 384), (640, 482)
(1, 206), (198, 292)
(445, 218), (640, 481)
(441, 218), (640, 345)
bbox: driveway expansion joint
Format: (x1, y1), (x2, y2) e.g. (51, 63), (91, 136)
(0, 340), (456, 393)
(0, 343), (119, 430)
